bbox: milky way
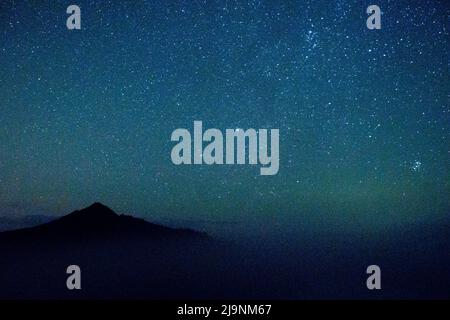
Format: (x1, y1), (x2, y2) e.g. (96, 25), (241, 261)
(0, 0), (449, 236)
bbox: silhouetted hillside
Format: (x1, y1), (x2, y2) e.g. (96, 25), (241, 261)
(0, 203), (218, 299)
(0, 202), (206, 242)
(0, 203), (449, 299)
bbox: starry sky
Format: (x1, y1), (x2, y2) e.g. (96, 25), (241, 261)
(0, 0), (449, 238)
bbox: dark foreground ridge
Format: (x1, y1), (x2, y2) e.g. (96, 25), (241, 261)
(0, 202), (206, 242)
(0, 203), (221, 299)
(0, 203), (449, 299)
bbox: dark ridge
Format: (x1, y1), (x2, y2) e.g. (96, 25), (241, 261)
(0, 203), (220, 299)
(0, 202), (208, 241)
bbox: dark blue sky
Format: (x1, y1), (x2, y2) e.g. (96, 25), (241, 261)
(0, 0), (449, 237)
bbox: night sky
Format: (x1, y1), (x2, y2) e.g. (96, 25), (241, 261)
(0, 0), (449, 238)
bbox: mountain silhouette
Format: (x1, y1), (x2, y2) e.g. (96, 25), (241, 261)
(0, 203), (221, 299)
(0, 202), (206, 243)
(2, 203), (448, 299)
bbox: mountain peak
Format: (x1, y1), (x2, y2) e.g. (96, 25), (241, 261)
(85, 202), (116, 214)
(0, 202), (207, 241)
(60, 202), (119, 226)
